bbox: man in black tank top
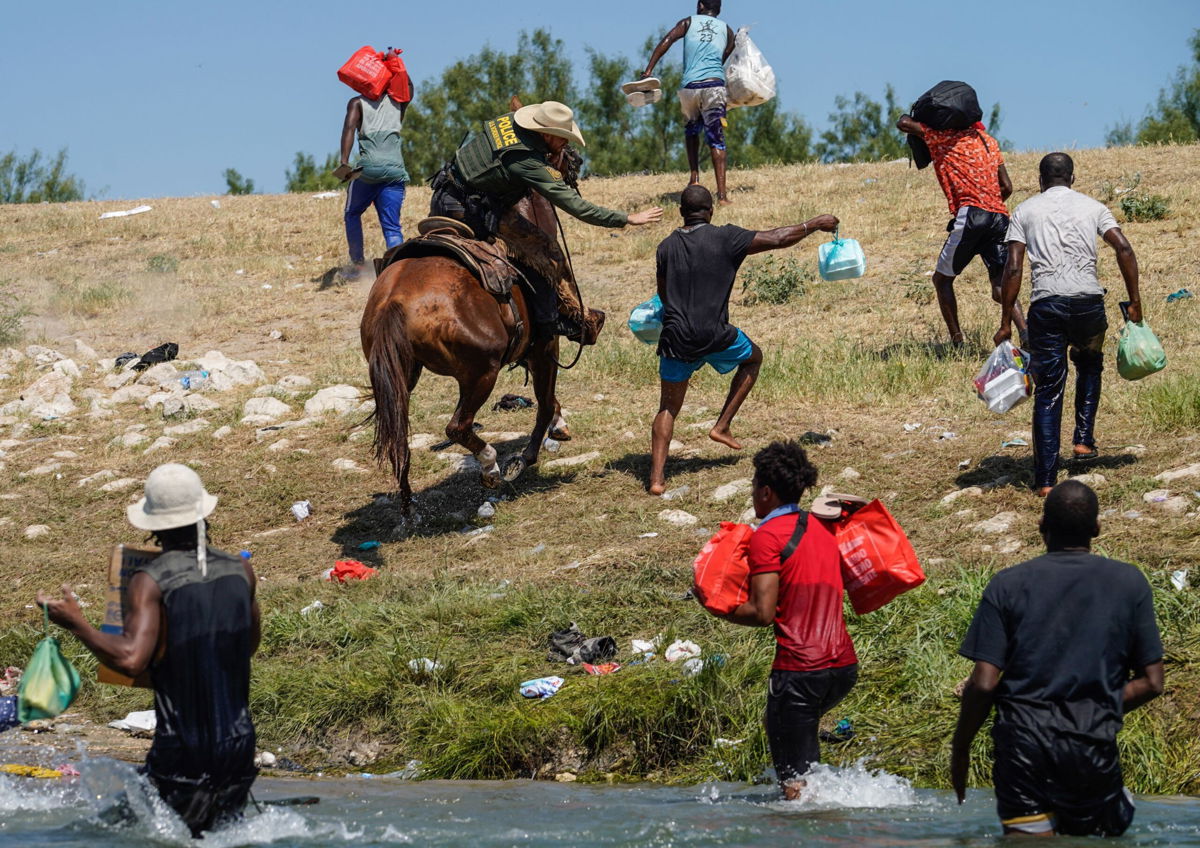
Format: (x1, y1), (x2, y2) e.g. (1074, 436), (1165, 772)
(39, 463), (261, 837)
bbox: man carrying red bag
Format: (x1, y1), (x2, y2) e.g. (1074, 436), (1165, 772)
(720, 440), (858, 800)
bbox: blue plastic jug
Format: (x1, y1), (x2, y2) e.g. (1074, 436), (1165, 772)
(628, 294), (663, 344)
(818, 232), (867, 281)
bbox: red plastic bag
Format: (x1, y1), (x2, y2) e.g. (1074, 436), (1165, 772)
(327, 560), (378, 583)
(835, 500), (925, 614)
(338, 46), (391, 100)
(692, 522), (754, 616)
(382, 49), (412, 104)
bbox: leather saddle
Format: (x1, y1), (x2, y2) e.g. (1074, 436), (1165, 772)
(376, 217), (526, 300)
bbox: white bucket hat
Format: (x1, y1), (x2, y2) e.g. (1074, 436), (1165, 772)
(127, 463), (217, 575)
(513, 101), (587, 148)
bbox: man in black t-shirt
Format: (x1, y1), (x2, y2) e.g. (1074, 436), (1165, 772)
(952, 480), (1164, 837)
(648, 185), (837, 494)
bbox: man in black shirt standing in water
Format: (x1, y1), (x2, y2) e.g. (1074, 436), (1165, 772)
(648, 184), (837, 494)
(39, 463), (260, 837)
(952, 480), (1164, 837)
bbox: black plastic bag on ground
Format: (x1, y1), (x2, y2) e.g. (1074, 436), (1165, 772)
(133, 342), (179, 371)
(911, 80), (982, 131)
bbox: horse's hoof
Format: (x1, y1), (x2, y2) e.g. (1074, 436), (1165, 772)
(481, 471), (502, 489)
(501, 455), (527, 483)
(549, 426), (572, 442)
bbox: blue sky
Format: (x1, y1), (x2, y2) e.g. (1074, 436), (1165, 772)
(1, 0), (1194, 199)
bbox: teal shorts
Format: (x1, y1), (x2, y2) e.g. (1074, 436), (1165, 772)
(659, 329), (754, 382)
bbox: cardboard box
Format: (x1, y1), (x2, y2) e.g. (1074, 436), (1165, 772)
(97, 544), (160, 688)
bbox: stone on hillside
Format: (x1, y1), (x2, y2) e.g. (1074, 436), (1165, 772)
(144, 436), (176, 454)
(164, 418), (210, 436)
(23, 370), (73, 399)
(104, 370), (138, 389)
(543, 451), (602, 470)
(1069, 473), (1107, 486)
(212, 426), (233, 440)
(111, 384), (154, 404)
(74, 339), (99, 361)
(30, 394), (76, 420)
(99, 477), (139, 493)
(1156, 463), (1200, 484)
(266, 439), (291, 453)
(738, 506), (758, 524)
(942, 487), (983, 505)
(1144, 489), (1190, 515)
(972, 511), (1018, 534)
(144, 390), (184, 411)
(332, 457), (367, 473)
(668, 439), (685, 453)
(25, 345), (64, 368)
(711, 479), (752, 501)
(838, 467), (861, 481)
(160, 396), (186, 418)
(277, 375), (313, 393)
(243, 397), (291, 420)
(190, 351), (266, 387)
(183, 394), (221, 414)
(0, 348), (25, 368)
(136, 362), (179, 388)
(77, 469), (117, 487)
(659, 508), (699, 527)
(52, 359), (81, 379)
(304, 385), (361, 416)
(51, 451), (79, 460)
(111, 431), (149, 449)
(25, 462), (62, 477)
(24, 524), (50, 539)
(357, 399), (376, 415)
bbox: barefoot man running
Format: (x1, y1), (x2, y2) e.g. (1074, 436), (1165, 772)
(648, 185), (837, 494)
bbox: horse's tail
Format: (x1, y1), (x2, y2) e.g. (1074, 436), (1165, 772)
(364, 297), (414, 498)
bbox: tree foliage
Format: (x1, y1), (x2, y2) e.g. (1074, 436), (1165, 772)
(0, 148), (85, 204)
(1108, 29), (1200, 146)
(814, 85), (906, 163)
(223, 168), (255, 195)
(284, 152), (342, 193)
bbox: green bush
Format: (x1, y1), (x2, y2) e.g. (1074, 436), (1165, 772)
(147, 254), (178, 273)
(740, 257), (811, 305)
(1120, 192), (1170, 222)
(0, 282), (28, 345)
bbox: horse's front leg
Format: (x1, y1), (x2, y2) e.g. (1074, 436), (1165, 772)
(448, 366), (502, 488)
(521, 337), (561, 469)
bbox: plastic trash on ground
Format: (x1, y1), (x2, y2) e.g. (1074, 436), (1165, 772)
(628, 294), (663, 345)
(108, 709), (156, 734)
(291, 500), (312, 521)
(725, 27), (776, 108)
(664, 639), (702, 663)
(682, 657), (704, 678)
(520, 676), (564, 699)
(818, 233), (867, 281)
(1116, 320), (1167, 381)
(407, 658), (443, 673)
(327, 560), (377, 582)
(974, 341), (1031, 414)
(99, 205), (152, 220)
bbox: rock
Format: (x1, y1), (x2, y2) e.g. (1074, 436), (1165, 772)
(204, 370), (236, 392)
(1120, 444), (1147, 457)
(52, 359), (81, 379)
(160, 396), (186, 418)
(77, 469), (117, 487)
(0, 348), (25, 368)
(193, 351), (266, 386)
(135, 362), (179, 387)
(1144, 490), (1190, 515)
(51, 451), (79, 460)
(144, 390), (182, 411)
(409, 434), (439, 450)
(543, 451), (602, 470)
(25, 345), (64, 367)
(277, 375), (312, 393)
(838, 467), (861, 481)
(555, 772), (578, 783)
(711, 479), (752, 501)
(212, 426), (233, 440)
(110, 384), (154, 404)
(25, 462), (63, 476)
(24, 524), (50, 539)
(941, 487), (983, 505)
(111, 431), (149, 449)
(164, 418), (210, 436)
(267, 439), (292, 453)
(1069, 473), (1107, 486)
(659, 508), (699, 527)
(183, 394), (221, 414)
(1156, 463), (1200, 484)
(243, 397), (291, 421)
(996, 538), (1022, 554)
(144, 436), (176, 454)
(104, 370), (137, 389)
(332, 458), (367, 473)
(304, 385), (361, 416)
(687, 419), (718, 430)
(74, 339), (99, 361)
(99, 477), (139, 493)
(972, 511), (1018, 534)
(668, 439), (685, 453)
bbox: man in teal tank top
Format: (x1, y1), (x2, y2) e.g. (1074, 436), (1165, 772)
(641, 1), (736, 204)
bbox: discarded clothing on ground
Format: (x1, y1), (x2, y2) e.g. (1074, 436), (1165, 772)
(546, 623), (617, 665)
(520, 676), (564, 699)
(131, 343), (179, 372)
(493, 394), (535, 411)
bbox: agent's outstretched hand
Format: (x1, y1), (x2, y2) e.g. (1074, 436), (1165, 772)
(627, 207), (664, 226)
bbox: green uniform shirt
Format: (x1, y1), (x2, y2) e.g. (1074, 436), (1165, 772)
(454, 113), (628, 228)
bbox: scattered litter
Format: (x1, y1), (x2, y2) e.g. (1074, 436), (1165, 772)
(407, 658), (443, 674)
(660, 485), (691, 501)
(357, 541), (381, 551)
(799, 430), (832, 446)
(1171, 570), (1189, 591)
(477, 502), (496, 519)
(638, 532), (659, 539)
(254, 751), (277, 768)
(903, 422), (922, 432)
(1165, 288), (1193, 303)
(114, 352), (139, 369)
(327, 560), (377, 582)
(583, 662), (621, 676)
(131, 343), (179, 372)
(631, 639), (659, 655)
(0, 667), (21, 696)
(665, 640), (702, 663)
(56, 763), (80, 777)
(311, 191), (340, 199)
(682, 657), (704, 677)
(300, 601), (325, 616)
(713, 737), (744, 748)
(530, 543), (546, 555)
(262, 284), (272, 290)
(1123, 510), (1142, 520)
(938, 431), (958, 440)
(819, 718), (856, 744)
(178, 369), (208, 390)
(493, 394), (535, 411)
(99, 205), (152, 219)
(211, 200), (221, 209)
(543, 437), (560, 453)
(520, 676), (564, 699)
(957, 459), (971, 470)
(291, 501), (315, 522)
(109, 710), (156, 734)
(1001, 437), (1029, 448)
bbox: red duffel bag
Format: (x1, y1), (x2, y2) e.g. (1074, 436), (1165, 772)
(835, 499), (925, 615)
(692, 521), (755, 616)
(338, 46), (391, 100)
(383, 49), (412, 104)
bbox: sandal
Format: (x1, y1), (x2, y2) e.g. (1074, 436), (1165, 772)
(1071, 445), (1099, 461)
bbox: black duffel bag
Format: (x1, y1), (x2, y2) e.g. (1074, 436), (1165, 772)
(907, 80), (984, 169)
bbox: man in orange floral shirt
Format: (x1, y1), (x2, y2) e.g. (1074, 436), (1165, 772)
(897, 115), (1026, 346)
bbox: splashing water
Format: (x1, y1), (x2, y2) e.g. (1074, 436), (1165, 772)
(764, 760), (921, 811)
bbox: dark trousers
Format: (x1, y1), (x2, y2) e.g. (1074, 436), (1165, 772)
(1027, 296), (1107, 489)
(766, 664), (858, 786)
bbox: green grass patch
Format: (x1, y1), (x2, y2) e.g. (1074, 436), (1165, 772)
(51, 279), (133, 318)
(1139, 374), (1200, 430)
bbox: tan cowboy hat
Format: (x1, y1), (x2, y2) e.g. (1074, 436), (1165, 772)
(513, 101), (586, 148)
(126, 463), (218, 531)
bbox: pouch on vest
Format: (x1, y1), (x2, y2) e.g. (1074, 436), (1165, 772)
(1117, 319), (1167, 381)
(834, 500), (925, 615)
(18, 606), (81, 723)
(693, 522), (755, 616)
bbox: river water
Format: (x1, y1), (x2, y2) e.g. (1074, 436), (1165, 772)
(2, 752), (1199, 847)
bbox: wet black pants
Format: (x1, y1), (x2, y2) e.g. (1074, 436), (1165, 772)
(765, 664), (858, 786)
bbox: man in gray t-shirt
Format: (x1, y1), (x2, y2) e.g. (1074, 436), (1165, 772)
(995, 153), (1144, 496)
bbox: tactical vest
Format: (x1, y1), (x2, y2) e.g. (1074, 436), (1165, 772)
(454, 113), (542, 204)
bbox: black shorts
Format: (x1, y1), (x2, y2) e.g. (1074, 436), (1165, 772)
(765, 664), (858, 786)
(992, 723), (1135, 837)
(936, 206), (1009, 277)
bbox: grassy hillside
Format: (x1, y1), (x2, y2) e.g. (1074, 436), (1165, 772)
(0, 144), (1197, 791)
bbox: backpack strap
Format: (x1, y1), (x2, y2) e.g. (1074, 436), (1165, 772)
(778, 510), (809, 565)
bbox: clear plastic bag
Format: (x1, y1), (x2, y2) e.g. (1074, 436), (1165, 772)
(627, 294), (663, 345)
(974, 341), (1032, 414)
(1117, 320), (1167, 381)
(725, 28), (776, 108)
(818, 233), (867, 281)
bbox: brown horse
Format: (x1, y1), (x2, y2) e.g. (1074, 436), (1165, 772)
(360, 143), (577, 513)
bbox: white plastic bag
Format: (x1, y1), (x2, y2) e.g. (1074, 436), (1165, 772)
(973, 341), (1031, 414)
(725, 27), (776, 108)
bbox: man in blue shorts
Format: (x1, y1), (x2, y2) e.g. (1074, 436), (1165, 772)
(640, 1), (736, 204)
(648, 185), (837, 494)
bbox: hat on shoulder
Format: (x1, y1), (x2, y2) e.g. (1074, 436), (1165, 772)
(126, 463), (217, 531)
(514, 101), (586, 148)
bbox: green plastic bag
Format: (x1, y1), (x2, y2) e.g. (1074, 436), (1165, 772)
(1117, 320), (1167, 381)
(17, 606), (81, 723)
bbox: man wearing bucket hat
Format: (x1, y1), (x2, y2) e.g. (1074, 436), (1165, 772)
(38, 463), (261, 838)
(431, 100), (663, 341)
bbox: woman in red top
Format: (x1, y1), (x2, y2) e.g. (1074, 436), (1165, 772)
(724, 440), (858, 799)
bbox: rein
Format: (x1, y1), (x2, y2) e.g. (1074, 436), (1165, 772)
(549, 204), (585, 371)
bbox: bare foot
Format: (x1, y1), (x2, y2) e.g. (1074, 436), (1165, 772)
(1035, 486), (1052, 498)
(648, 480), (667, 496)
(709, 427), (743, 450)
(718, 195), (733, 206)
(782, 778), (807, 801)
(688, 176), (701, 186)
